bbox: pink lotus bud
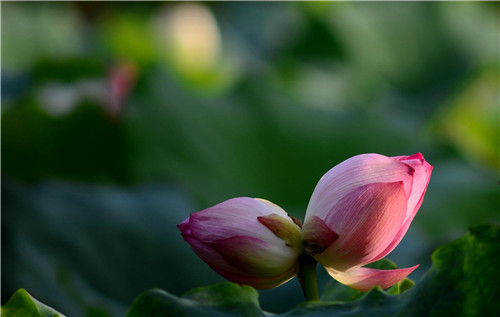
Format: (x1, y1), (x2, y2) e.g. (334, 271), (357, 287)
(178, 197), (302, 289)
(302, 153), (432, 291)
(107, 61), (138, 116)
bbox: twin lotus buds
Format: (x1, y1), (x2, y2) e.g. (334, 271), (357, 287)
(178, 153), (433, 291)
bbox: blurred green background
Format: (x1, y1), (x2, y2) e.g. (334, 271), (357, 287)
(2, 2), (499, 316)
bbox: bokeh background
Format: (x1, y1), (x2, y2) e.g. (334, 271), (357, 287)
(2, 2), (499, 316)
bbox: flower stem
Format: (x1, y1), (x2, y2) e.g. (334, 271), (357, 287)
(298, 254), (319, 301)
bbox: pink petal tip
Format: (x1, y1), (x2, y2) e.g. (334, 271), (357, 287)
(326, 264), (419, 292)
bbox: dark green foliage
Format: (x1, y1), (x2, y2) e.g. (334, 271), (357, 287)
(399, 224), (500, 317)
(2, 289), (64, 317)
(128, 284), (265, 317)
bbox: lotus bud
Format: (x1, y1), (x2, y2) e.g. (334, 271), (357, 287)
(302, 153), (432, 291)
(178, 197), (302, 289)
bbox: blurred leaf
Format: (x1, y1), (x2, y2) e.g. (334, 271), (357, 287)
(97, 11), (157, 65)
(2, 99), (130, 183)
(124, 71), (423, 209)
(433, 69), (499, 170)
(1, 179), (219, 317)
(2, 2), (83, 72)
(416, 158), (498, 243)
(440, 2), (499, 66)
(1, 289), (64, 317)
(324, 2), (464, 95)
(281, 5), (345, 61)
(33, 58), (107, 83)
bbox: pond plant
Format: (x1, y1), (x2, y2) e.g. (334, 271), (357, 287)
(178, 153), (432, 300)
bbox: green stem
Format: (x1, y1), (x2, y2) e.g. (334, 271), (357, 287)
(299, 254), (319, 301)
